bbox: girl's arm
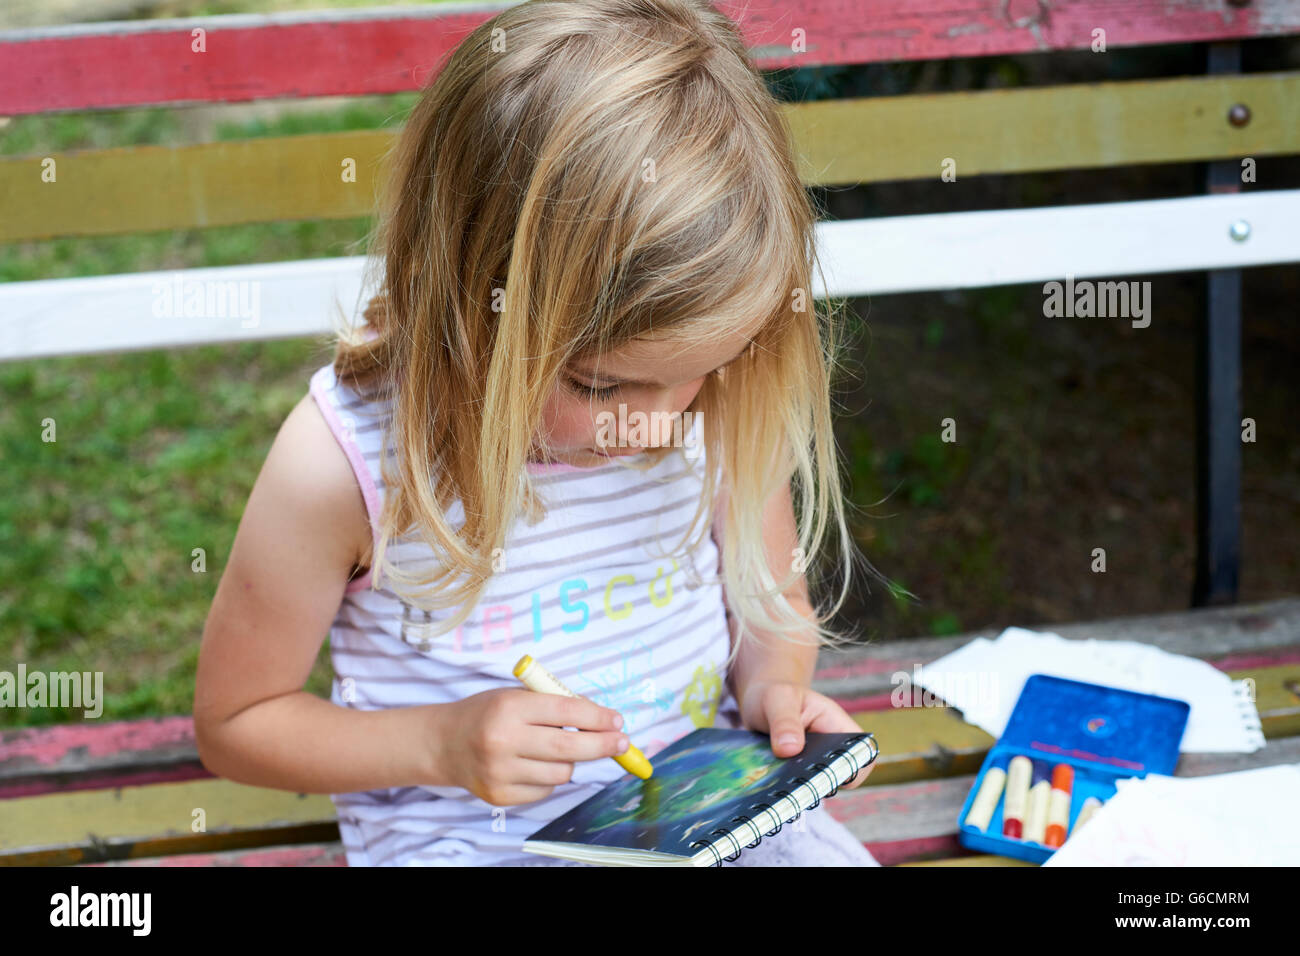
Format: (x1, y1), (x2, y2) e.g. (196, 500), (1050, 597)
(194, 393), (451, 794)
(716, 480), (821, 709)
(717, 478), (872, 782)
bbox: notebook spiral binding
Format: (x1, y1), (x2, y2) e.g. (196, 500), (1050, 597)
(687, 732), (878, 866)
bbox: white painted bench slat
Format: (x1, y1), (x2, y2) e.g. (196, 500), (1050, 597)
(820, 190), (1300, 296)
(2, 191), (1297, 362)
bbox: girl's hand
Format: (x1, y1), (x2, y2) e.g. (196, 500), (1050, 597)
(434, 689), (630, 806)
(738, 680), (875, 788)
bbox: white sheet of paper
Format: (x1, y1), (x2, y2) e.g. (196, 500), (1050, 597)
(915, 627), (1264, 753)
(1043, 764), (1300, 866)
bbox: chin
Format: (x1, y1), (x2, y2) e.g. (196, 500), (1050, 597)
(544, 446), (644, 467)
(593, 448), (644, 459)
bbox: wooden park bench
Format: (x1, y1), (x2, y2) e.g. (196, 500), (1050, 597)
(2, 597), (1298, 866)
(2, 0), (1299, 865)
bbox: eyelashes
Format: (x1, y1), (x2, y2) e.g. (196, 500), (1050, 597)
(566, 367), (724, 401)
(566, 376), (620, 401)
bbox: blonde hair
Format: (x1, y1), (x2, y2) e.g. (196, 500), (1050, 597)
(329, 0), (867, 671)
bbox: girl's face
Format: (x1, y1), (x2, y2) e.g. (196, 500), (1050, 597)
(531, 326), (757, 468)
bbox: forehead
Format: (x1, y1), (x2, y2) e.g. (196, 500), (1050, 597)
(616, 332), (740, 363)
(574, 315), (766, 378)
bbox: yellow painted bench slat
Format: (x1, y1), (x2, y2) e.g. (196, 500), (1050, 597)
(4, 73), (1297, 242)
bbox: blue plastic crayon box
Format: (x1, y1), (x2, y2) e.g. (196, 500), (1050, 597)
(957, 674), (1191, 864)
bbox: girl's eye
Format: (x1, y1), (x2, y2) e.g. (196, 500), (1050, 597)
(567, 377), (620, 401)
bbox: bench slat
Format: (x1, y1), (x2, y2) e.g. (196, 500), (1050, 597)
(7, 73), (1299, 243)
(4, 1), (1298, 115)
(0, 776), (337, 866)
(820, 189), (1300, 296)
(4, 599), (1298, 796)
(0, 255), (368, 363)
(898, 855), (1034, 866)
(74, 842), (1027, 867)
(817, 597), (1300, 700)
(3, 664), (1295, 863)
(5, 190), (1300, 363)
(790, 72), (1300, 187)
(82, 842), (347, 867)
(0, 131), (382, 243)
(1, 666), (1293, 798)
(35, 723), (1298, 868)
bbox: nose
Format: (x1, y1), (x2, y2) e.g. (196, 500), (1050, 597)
(597, 381), (703, 452)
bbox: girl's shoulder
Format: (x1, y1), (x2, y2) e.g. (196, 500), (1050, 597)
(284, 377), (376, 585)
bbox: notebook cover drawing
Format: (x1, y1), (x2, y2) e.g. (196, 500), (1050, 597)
(522, 728), (877, 866)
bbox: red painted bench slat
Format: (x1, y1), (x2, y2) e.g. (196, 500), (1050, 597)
(4, 625), (1296, 798)
(3, 0), (1299, 115)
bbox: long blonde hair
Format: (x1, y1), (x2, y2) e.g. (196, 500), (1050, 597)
(329, 0), (866, 670)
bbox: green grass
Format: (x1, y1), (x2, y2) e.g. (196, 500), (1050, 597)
(0, 94), (424, 728)
(0, 28), (432, 731)
(0, 340), (336, 726)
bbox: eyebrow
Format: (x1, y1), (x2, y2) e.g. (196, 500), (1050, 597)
(570, 337), (755, 387)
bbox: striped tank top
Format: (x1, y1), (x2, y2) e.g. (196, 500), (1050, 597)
(308, 362), (743, 866)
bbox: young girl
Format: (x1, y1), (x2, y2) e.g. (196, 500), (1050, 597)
(195, 0), (879, 867)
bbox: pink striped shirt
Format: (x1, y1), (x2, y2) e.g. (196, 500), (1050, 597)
(308, 361), (742, 866)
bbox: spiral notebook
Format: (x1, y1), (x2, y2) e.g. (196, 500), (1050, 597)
(522, 728), (878, 866)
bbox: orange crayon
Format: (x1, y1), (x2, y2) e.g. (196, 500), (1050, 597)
(1043, 764), (1074, 848)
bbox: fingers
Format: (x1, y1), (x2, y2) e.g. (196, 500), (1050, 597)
(520, 691), (624, 733)
(514, 723), (631, 765)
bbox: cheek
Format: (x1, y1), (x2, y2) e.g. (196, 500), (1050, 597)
(537, 381), (705, 448)
(537, 391), (596, 447)
(677, 381), (706, 409)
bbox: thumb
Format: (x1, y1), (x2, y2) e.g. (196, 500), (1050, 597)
(766, 688), (806, 757)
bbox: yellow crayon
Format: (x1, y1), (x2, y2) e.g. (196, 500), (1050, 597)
(512, 654), (653, 779)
